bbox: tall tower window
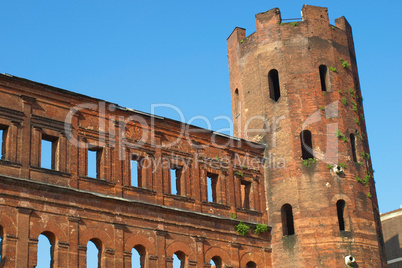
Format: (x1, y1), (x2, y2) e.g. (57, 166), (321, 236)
(350, 133), (357, 162)
(281, 204), (295, 236)
(336, 200), (346, 231)
(319, 65), (329, 92)
(268, 69), (281, 101)
(300, 130), (314, 159)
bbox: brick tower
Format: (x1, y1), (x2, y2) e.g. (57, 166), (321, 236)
(227, 5), (387, 267)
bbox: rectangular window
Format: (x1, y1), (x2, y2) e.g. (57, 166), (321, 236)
(241, 180), (251, 209)
(88, 148), (102, 178)
(41, 135), (58, 170)
(0, 126), (8, 160)
(170, 166), (182, 195)
(207, 172), (218, 203)
(0, 129), (4, 160)
(130, 155), (143, 187)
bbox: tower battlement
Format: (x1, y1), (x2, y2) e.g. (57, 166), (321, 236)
(227, 5), (387, 267)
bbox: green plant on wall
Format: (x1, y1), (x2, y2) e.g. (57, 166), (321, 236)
(235, 171), (244, 177)
(354, 118), (360, 125)
(230, 213), (237, 219)
(348, 86), (356, 95)
(340, 58), (351, 69)
(291, 21), (298, 27)
(329, 66), (338, 73)
(254, 224), (268, 235)
(235, 222), (250, 236)
(335, 130), (347, 142)
(338, 163), (347, 169)
(302, 158), (316, 167)
(341, 97), (347, 106)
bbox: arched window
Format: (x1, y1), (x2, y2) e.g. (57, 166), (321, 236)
(268, 69), (281, 101)
(337, 200), (346, 231)
(210, 256), (222, 268)
(300, 130), (313, 159)
(87, 239), (102, 268)
(173, 251), (186, 268)
(132, 245), (146, 268)
(37, 232), (55, 268)
(246, 261), (257, 268)
(350, 133), (357, 162)
(281, 204), (295, 236)
(319, 65), (329, 92)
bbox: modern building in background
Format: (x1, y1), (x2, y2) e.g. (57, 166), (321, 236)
(0, 5), (387, 267)
(382, 208), (402, 267)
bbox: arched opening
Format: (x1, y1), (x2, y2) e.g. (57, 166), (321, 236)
(37, 232), (55, 268)
(210, 256), (222, 268)
(319, 65), (329, 92)
(350, 133), (357, 162)
(87, 239), (102, 268)
(300, 130), (314, 160)
(246, 261), (257, 268)
(268, 69), (280, 102)
(281, 204), (295, 236)
(131, 245), (146, 268)
(337, 200), (346, 231)
(0, 226), (3, 263)
(173, 251), (186, 268)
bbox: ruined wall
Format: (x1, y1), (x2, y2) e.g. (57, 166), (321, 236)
(0, 74), (270, 267)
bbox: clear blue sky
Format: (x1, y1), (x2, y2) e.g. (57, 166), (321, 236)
(1, 1), (401, 264)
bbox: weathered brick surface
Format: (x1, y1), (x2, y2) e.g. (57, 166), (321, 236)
(227, 4), (386, 268)
(0, 71), (269, 267)
(0, 4), (386, 268)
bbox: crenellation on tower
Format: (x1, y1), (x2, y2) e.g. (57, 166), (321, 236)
(227, 4), (387, 267)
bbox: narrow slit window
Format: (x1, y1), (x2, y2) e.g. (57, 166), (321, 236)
(319, 65), (328, 92)
(88, 148), (102, 179)
(207, 172), (218, 203)
(337, 200), (346, 231)
(268, 69), (281, 102)
(130, 155), (143, 187)
(300, 130), (314, 160)
(350, 133), (357, 162)
(281, 204), (295, 236)
(170, 165), (182, 195)
(41, 135), (58, 170)
(241, 180), (251, 209)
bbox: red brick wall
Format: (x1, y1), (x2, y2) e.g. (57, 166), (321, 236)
(227, 4), (387, 268)
(0, 73), (270, 267)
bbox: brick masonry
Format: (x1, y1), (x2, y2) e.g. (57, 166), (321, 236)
(227, 4), (387, 268)
(0, 4), (387, 268)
